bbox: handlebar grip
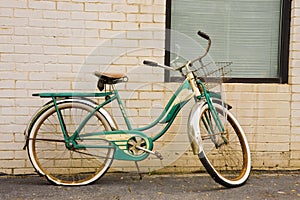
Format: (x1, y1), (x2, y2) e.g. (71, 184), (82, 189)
(197, 31), (210, 40)
(143, 60), (158, 67)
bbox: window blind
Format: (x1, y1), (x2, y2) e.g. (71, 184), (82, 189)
(170, 0), (281, 78)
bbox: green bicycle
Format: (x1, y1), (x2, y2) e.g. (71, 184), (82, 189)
(24, 31), (251, 187)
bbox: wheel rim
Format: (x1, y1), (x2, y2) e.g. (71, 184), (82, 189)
(29, 102), (114, 185)
(200, 105), (250, 182)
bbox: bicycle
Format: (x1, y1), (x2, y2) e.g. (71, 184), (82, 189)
(24, 31), (251, 188)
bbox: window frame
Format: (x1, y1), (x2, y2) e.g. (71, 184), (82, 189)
(164, 0), (291, 84)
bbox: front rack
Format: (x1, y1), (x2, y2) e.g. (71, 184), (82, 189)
(193, 61), (232, 81)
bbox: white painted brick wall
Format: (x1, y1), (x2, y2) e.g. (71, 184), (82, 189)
(1, 0), (300, 175)
(290, 0), (300, 169)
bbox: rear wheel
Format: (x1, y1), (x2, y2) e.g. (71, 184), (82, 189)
(199, 103), (251, 187)
(27, 100), (115, 186)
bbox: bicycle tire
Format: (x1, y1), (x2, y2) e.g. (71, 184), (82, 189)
(27, 99), (115, 186)
(198, 103), (251, 188)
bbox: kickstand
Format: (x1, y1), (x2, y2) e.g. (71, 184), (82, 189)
(134, 161), (143, 180)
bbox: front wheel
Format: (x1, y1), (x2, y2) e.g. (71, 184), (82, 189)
(27, 99), (115, 186)
(199, 103), (251, 188)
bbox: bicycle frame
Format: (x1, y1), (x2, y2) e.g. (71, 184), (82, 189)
(32, 72), (225, 162)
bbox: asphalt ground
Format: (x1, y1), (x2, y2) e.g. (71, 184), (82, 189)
(0, 171), (299, 200)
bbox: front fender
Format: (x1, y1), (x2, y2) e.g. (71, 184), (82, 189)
(187, 101), (206, 155)
(209, 91), (232, 110)
(187, 97), (232, 155)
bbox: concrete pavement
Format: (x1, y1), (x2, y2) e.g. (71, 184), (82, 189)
(0, 171), (299, 200)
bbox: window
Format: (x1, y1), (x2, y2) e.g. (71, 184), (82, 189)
(165, 0), (291, 83)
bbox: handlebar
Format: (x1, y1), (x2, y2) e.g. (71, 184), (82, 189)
(144, 30), (212, 71)
(143, 60), (158, 67)
(143, 60), (175, 71)
(197, 31), (210, 41)
(190, 30), (211, 64)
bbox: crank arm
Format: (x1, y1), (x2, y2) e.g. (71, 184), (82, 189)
(136, 146), (163, 160)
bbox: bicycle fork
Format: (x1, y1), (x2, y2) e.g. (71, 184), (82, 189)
(201, 107), (228, 148)
(196, 80), (228, 148)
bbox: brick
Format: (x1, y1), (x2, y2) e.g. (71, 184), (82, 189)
(0, 89), (27, 98)
(118, 91), (138, 99)
(292, 93), (300, 101)
(127, 13), (153, 22)
(43, 11), (71, 19)
(154, 0), (165, 5)
(14, 9), (43, 18)
(111, 39), (138, 47)
(0, 99), (15, 107)
(113, 4), (139, 13)
(29, 72), (56, 81)
(44, 46), (72, 55)
(43, 28), (72, 37)
(30, 54), (58, 63)
(99, 13), (126, 21)
(0, 44), (13, 52)
(57, 2), (84, 11)
(56, 19), (85, 29)
(112, 22), (139, 30)
(15, 98), (42, 107)
(290, 159), (300, 167)
(29, 0), (56, 10)
(85, 21), (111, 29)
(140, 22), (164, 29)
(85, 3), (112, 12)
(0, 151), (14, 159)
(0, 71), (27, 80)
(290, 67), (300, 76)
(43, 81), (71, 90)
(127, 31), (153, 39)
(14, 27), (43, 36)
(0, 27), (13, 35)
(0, 80), (15, 89)
(126, 99), (152, 108)
(139, 91), (164, 99)
(57, 55), (85, 64)
(15, 44), (43, 54)
(112, 56), (139, 65)
(45, 64), (72, 72)
(16, 63), (44, 72)
(1, 7), (14, 17)
(71, 11), (98, 20)
(139, 39), (165, 49)
(125, 82), (152, 91)
(2, 17), (28, 26)
(0, 160), (25, 168)
(57, 37), (84, 46)
(128, 0), (153, 5)
(29, 18), (57, 28)
(0, 0), (27, 8)
(140, 5), (165, 14)
(29, 36), (56, 45)
(154, 14), (165, 23)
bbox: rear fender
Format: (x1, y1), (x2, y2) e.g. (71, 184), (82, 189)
(23, 98), (117, 149)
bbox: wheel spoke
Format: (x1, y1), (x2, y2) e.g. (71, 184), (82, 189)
(27, 101), (115, 186)
(199, 103), (251, 187)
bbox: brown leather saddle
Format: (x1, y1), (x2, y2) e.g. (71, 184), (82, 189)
(94, 71), (128, 91)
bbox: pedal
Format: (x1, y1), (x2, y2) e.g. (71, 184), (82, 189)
(154, 151), (163, 160)
(136, 146), (163, 160)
